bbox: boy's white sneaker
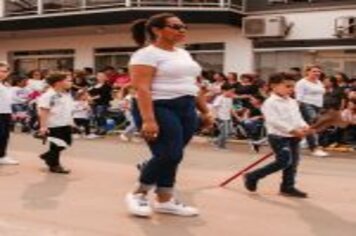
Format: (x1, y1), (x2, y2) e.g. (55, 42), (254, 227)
(312, 149), (329, 157)
(125, 193), (152, 217)
(120, 134), (130, 142)
(0, 156), (19, 165)
(85, 134), (100, 139)
(153, 199), (199, 217)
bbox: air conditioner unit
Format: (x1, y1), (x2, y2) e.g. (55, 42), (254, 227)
(243, 16), (288, 38)
(335, 16), (356, 38)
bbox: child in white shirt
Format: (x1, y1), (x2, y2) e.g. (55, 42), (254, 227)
(38, 72), (74, 174)
(73, 90), (97, 139)
(244, 72), (310, 198)
(212, 84), (235, 149)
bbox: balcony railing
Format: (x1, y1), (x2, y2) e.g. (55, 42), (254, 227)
(1, 0), (243, 18)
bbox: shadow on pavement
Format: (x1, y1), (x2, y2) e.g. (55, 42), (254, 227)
(21, 173), (72, 210)
(247, 194), (356, 236)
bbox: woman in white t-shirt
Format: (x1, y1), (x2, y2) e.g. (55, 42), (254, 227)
(295, 64), (328, 157)
(125, 13), (213, 218)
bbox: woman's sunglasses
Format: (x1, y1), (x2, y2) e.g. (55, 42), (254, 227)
(164, 24), (188, 31)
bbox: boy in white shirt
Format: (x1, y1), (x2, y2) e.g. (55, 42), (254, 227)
(244, 72), (310, 198)
(38, 73), (74, 174)
(212, 84), (235, 149)
(0, 61), (19, 165)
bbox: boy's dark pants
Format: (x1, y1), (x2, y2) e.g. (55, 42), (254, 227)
(41, 126), (72, 167)
(247, 135), (301, 190)
(0, 114), (11, 158)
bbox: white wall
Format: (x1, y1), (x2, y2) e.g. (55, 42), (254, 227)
(0, 24), (254, 73)
(255, 9), (356, 40)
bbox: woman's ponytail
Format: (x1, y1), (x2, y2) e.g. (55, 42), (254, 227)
(131, 19), (147, 47)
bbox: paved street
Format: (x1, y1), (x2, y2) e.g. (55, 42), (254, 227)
(1, 134), (356, 236)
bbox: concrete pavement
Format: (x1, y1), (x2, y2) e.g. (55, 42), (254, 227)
(0, 133), (355, 236)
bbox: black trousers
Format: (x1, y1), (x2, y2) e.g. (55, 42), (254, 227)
(74, 118), (90, 135)
(0, 114), (11, 158)
(42, 126), (72, 167)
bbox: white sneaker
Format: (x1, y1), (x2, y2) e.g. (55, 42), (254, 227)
(300, 139), (308, 149)
(72, 134), (81, 139)
(153, 199), (199, 217)
(85, 134), (100, 139)
(0, 156), (19, 165)
(120, 134), (130, 142)
(125, 193), (152, 217)
(312, 149), (329, 157)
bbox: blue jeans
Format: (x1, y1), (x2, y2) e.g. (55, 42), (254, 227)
(132, 96), (198, 193)
(299, 103), (321, 151)
(247, 135), (301, 190)
(93, 105), (108, 131)
(215, 119), (232, 148)
(242, 119), (264, 140)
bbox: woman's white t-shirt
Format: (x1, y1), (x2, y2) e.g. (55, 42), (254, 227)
(295, 78), (326, 107)
(129, 45), (202, 100)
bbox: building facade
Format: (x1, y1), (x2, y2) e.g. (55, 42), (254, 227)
(247, 0), (356, 78)
(0, 0), (252, 75)
(1, 0), (356, 77)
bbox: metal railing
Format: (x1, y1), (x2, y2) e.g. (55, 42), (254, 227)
(1, 0), (243, 18)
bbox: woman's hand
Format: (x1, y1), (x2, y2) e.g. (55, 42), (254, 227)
(141, 120), (159, 142)
(200, 112), (214, 131)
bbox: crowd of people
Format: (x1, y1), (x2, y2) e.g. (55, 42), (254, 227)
(3, 63), (356, 154)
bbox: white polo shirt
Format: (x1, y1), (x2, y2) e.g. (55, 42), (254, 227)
(0, 83), (12, 114)
(129, 45), (202, 100)
(37, 88), (74, 128)
(262, 93), (308, 137)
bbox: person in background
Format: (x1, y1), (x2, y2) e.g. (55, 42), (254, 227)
(73, 90), (98, 139)
(88, 72), (112, 135)
(235, 74), (259, 107)
(10, 75), (31, 133)
(27, 69), (46, 93)
(225, 72), (239, 87)
(119, 86), (137, 142)
(341, 99), (356, 146)
(334, 72), (350, 93)
(113, 67), (131, 89)
(72, 70), (88, 94)
(289, 67), (303, 80)
(83, 67), (96, 86)
(212, 84), (236, 149)
(241, 95), (265, 142)
(295, 64), (329, 157)
(103, 66), (120, 86)
(0, 61), (19, 165)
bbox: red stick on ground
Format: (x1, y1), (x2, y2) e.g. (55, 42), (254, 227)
(219, 152), (274, 187)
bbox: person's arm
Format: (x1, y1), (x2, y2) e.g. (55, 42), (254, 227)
(295, 80), (305, 102)
(129, 65), (158, 141)
(196, 89), (214, 129)
(38, 108), (50, 135)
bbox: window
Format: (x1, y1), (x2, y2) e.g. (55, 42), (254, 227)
(11, 49), (75, 75)
(4, 0), (38, 17)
